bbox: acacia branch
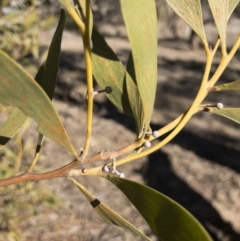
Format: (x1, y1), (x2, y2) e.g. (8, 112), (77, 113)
(0, 108), (198, 187)
(0, 138), (143, 187)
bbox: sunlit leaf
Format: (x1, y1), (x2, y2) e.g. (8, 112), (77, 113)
(92, 30), (144, 135)
(101, 174), (213, 241)
(121, 0), (158, 137)
(0, 62), (44, 150)
(69, 178), (152, 241)
(206, 107), (240, 124)
(164, 0), (207, 43)
(1, 10), (68, 155)
(228, 0), (240, 18)
(0, 108), (27, 150)
(0, 50), (78, 158)
(92, 29), (143, 134)
(92, 29), (133, 117)
(208, 0), (228, 54)
(209, 79), (240, 92)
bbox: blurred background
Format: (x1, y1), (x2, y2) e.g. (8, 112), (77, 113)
(1, 0), (240, 240)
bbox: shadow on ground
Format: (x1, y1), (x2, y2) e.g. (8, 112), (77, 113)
(92, 97), (240, 240)
(57, 36), (240, 241)
(136, 150), (240, 241)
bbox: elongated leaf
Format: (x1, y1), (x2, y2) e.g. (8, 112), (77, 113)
(208, 0), (228, 54)
(0, 10), (66, 151)
(209, 79), (240, 92)
(32, 10), (66, 159)
(0, 50), (78, 158)
(92, 30), (144, 135)
(0, 108), (27, 149)
(164, 0), (207, 43)
(207, 107), (240, 124)
(125, 52), (145, 136)
(0, 62), (45, 150)
(101, 174), (213, 241)
(92, 29), (146, 135)
(40, 9), (65, 99)
(121, 0), (158, 137)
(228, 0), (240, 18)
(92, 29), (133, 117)
(69, 178), (152, 241)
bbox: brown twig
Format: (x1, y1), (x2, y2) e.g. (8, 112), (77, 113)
(0, 139), (143, 187)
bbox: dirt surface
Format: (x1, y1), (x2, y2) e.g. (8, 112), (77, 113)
(1, 3), (240, 241)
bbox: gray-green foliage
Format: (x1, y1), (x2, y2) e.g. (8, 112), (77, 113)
(0, 0), (240, 240)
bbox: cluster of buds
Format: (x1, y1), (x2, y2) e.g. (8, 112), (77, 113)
(102, 164), (125, 178)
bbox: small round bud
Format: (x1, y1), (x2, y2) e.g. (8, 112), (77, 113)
(103, 165), (110, 172)
(119, 172), (125, 178)
(153, 131), (160, 138)
(217, 103), (224, 109)
(144, 141), (151, 148)
(105, 86), (113, 94)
